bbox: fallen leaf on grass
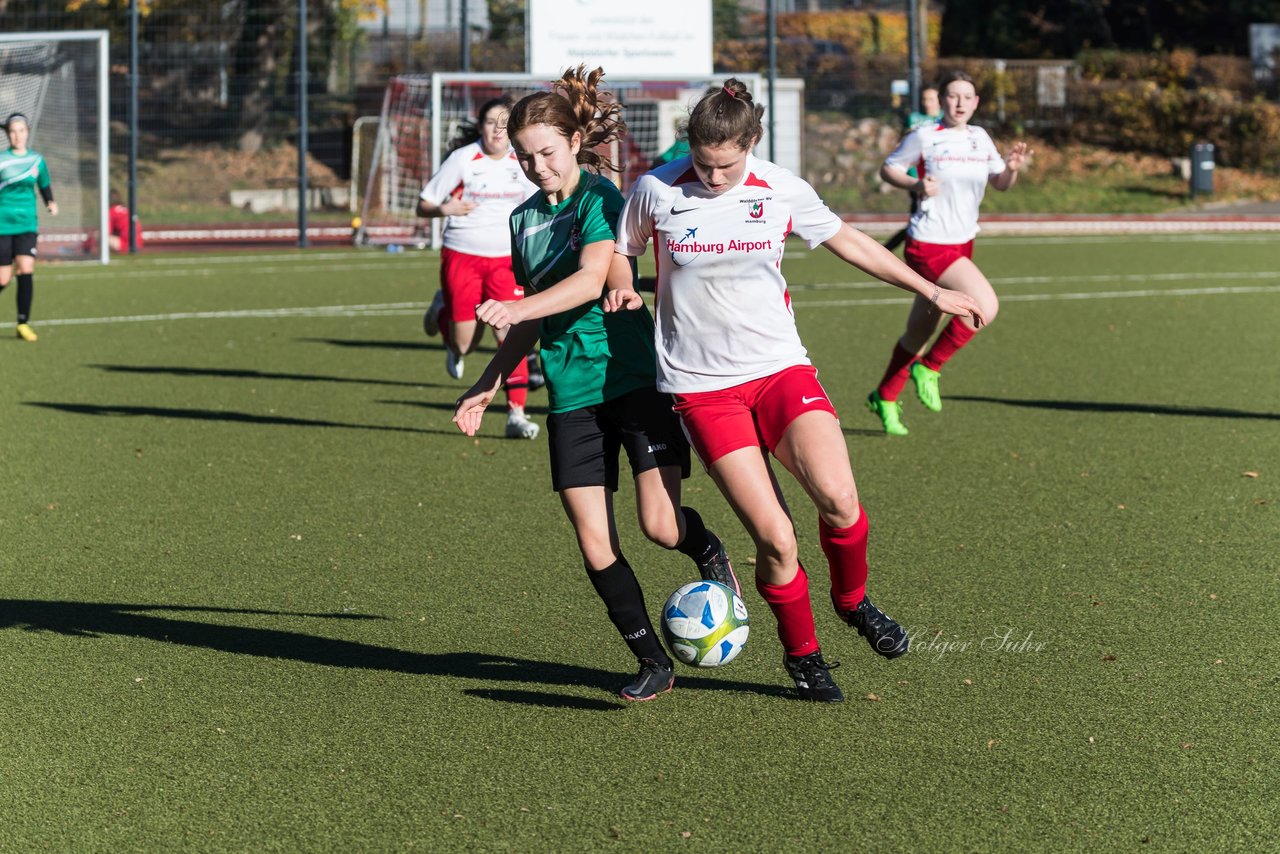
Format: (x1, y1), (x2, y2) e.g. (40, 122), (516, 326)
(963, 679), (973, 685)
(1243, 471), (1259, 478)
(866, 693), (881, 701)
(1102, 654), (1117, 662)
(987, 739), (998, 749)
(679, 831), (692, 839)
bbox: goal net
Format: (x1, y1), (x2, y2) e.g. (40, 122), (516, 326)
(0, 31), (109, 263)
(353, 72), (766, 248)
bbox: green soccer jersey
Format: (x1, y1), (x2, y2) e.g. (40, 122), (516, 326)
(0, 148), (51, 235)
(510, 171), (659, 414)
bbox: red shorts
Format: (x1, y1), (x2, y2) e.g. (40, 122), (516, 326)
(672, 365), (840, 467)
(904, 237), (974, 283)
(440, 248), (522, 323)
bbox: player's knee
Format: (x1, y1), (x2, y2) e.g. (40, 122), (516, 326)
(814, 486), (860, 528)
(574, 531), (617, 569)
(639, 513), (681, 550)
(754, 520), (798, 566)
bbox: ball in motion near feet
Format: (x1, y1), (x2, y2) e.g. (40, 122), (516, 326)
(661, 580), (749, 667)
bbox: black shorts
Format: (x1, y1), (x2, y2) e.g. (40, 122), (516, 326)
(547, 386), (692, 492)
(0, 233), (38, 266)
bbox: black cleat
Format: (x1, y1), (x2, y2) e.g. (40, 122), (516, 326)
(526, 352), (546, 391)
(619, 658), (675, 702)
(837, 594), (910, 659)
(784, 651), (844, 702)
(697, 541), (741, 598)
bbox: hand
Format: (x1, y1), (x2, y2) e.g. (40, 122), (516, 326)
(452, 383), (496, 436)
(47, 201), (59, 216)
(1005, 141), (1033, 172)
(441, 198), (477, 216)
(931, 286), (988, 330)
(475, 299), (523, 331)
(602, 288), (643, 313)
(915, 175), (941, 198)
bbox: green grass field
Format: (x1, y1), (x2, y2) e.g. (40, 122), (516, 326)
(1, 235), (1277, 850)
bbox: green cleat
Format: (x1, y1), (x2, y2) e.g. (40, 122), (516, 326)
(910, 361), (942, 412)
(866, 391), (909, 436)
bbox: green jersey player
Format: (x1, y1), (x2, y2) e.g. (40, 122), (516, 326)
(0, 113), (57, 341)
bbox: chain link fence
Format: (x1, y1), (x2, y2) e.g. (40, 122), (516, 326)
(8, 2), (1263, 245)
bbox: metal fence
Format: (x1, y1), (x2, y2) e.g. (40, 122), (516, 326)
(0, 3), (1101, 248)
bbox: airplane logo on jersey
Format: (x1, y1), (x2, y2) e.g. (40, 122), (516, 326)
(684, 227), (698, 241)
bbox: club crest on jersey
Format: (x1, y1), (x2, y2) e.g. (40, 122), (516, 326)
(749, 201), (764, 219)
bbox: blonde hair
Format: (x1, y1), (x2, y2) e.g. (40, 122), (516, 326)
(508, 65), (626, 173)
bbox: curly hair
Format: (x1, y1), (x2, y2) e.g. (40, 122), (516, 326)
(686, 77), (764, 152)
(508, 65), (626, 173)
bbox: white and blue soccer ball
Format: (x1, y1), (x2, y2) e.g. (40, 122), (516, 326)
(661, 580), (750, 667)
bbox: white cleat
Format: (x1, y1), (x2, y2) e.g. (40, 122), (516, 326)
(505, 408), (540, 440)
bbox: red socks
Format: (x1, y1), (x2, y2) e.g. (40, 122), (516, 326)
(755, 564), (819, 657)
(876, 342), (917, 402)
(821, 508), (869, 614)
(922, 317), (976, 372)
(505, 356), (529, 410)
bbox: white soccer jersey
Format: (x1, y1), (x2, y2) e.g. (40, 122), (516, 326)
(884, 123), (1006, 245)
(617, 154), (843, 394)
(419, 142), (536, 257)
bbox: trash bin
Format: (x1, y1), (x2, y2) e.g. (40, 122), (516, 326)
(1190, 143), (1214, 197)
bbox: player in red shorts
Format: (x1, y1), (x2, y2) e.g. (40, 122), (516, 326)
(869, 70), (1033, 436)
(417, 97), (541, 439)
(611, 79), (985, 702)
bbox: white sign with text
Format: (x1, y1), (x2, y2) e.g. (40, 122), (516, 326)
(528, 0), (713, 77)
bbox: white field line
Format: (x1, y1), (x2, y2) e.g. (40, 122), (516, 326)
(48, 259), (425, 282)
(791, 284), (1280, 309)
(4, 283), (1278, 330)
(785, 270), (1280, 292)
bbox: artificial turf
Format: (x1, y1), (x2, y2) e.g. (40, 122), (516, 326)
(0, 235), (1276, 850)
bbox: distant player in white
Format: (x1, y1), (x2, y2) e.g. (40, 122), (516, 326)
(611, 79), (985, 702)
(417, 96), (541, 439)
(869, 70), (1033, 435)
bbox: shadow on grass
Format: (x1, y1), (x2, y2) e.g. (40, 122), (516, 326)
(91, 364), (451, 390)
(299, 338), (441, 351)
(25, 402), (459, 436)
(0, 599), (790, 703)
(382, 399), (551, 417)
(949, 395), (1280, 421)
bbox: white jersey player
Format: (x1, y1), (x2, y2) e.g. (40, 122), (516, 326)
(416, 97), (541, 439)
(611, 78), (984, 703)
(870, 70), (1033, 436)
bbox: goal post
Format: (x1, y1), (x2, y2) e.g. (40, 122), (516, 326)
(353, 72), (767, 249)
(0, 30), (110, 264)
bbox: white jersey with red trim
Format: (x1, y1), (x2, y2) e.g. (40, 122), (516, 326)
(419, 142), (536, 257)
(884, 123), (1006, 245)
(617, 154), (843, 394)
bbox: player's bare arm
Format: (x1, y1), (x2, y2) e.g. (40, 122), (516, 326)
(991, 142), (1033, 192)
(821, 224), (986, 328)
(452, 319), (541, 435)
(880, 164), (940, 198)
(415, 197), (478, 218)
(474, 239), (615, 330)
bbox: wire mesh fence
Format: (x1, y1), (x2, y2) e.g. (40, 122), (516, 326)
(5, 2), (1262, 248)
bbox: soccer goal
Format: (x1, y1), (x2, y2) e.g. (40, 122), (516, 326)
(353, 72), (767, 248)
(0, 31), (109, 263)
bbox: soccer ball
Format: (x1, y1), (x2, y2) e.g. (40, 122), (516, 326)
(661, 580), (750, 667)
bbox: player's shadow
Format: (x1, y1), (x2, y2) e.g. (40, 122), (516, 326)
(382, 399), (551, 417)
(91, 364), (450, 390)
(949, 395), (1280, 421)
(25, 402), (459, 436)
(0, 599), (789, 704)
(299, 338), (440, 351)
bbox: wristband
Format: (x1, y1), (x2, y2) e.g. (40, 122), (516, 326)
(929, 285), (940, 307)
